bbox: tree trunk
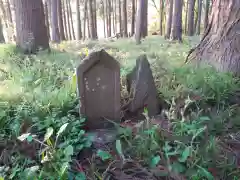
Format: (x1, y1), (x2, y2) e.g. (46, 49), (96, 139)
(196, 0), (202, 35)
(44, 0), (50, 39)
(65, 0), (72, 40)
(15, 0), (49, 53)
(83, 0), (87, 39)
(112, 0), (115, 35)
(187, 0), (240, 76)
(122, 0), (128, 37)
(76, 0), (82, 40)
(159, 0), (164, 35)
(204, 0), (210, 31)
(171, 0), (183, 42)
(187, 0), (196, 36)
(93, 0), (98, 38)
(88, 0), (95, 39)
(0, 18), (5, 43)
(135, 0), (144, 44)
(68, 0), (75, 40)
(102, 1), (106, 38)
(118, 0), (122, 36)
(51, 0), (60, 43)
(58, 0), (65, 40)
(142, 0), (148, 37)
(107, 0), (111, 37)
(62, 0), (68, 39)
(131, 0), (135, 36)
(165, 0), (173, 39)
(184, 0), (188, 34)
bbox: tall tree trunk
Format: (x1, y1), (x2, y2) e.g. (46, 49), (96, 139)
(196, 0), (202, 35)
(68, 0), (75, 40)
(62, 0), (68, 39)
(15, 0), (49, 53)
(65, 0), (72, 40)
(76, 0), (82, 40)
(131, 0), (135, 36)
(83, 0), (87, 40)
(165, 0), (173, 39)
(187, 0), (196, 36)
(102, 1), (106, 38)
(184, 0), (189, 34)
(142, 0), (148, 37)
(0, 18), (5, 43)
(135, 0), (144, 44)
(187, 0), (240, 75)
(88, 0), (95, 39)
(93, 0), (98, 38)
(122, 0), (128, 37)
(51, 0), (60, 43)
(107, 0), (111, 37)
(171, 0), (183, 42)
(112, 0), (115, 35)
(159, 0), (164, 35)
(44, 0), (50, 39)
(118, 0), (122, 36)
(204, 0), (210, 31)
(114, 0), (117, 35)
(58, 0), (65, 40)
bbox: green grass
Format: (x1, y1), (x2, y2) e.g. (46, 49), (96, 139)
(0, 36), (240, 179)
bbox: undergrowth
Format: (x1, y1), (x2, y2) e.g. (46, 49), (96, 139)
(0, 37), (239, 179)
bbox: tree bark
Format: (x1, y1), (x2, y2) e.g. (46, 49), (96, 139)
(107, 0), (111, 37)
(88, 0), (96, 39)
(187, 0), (196, 36)
(142, 0), (148, 37)
(196, 0), (202, 35)
(58, 0), (65, 40)
(62, 0), (68, 39)
(159, 0), (164, 35)
(187, 0), (240, 76)
(76, 0), (82, 40)
(135, 0), (144, 44)
(15, 0), (49, 53)
(83, 0), (87, 39)
(122, 0), (128, 37)
(93, 0), (98, 38)
(65, 0), (72, 40)
(44, 0), (50, 39)
(68, 0), (75, 40)
(171, 0), (183, 42)
(118, 0), (122, 36)
(51, 0), (60, 43)
(165, 0), (173, 39)
(184, 0), (188, 34)
(0, 18), (5, 43)
(131, 0), (135, 36)
(204, 0), (210, 31)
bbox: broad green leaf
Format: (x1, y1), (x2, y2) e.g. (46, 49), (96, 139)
(150, 155), (161, 168)
(199, 116), (211, 121)
(178, 146), (191, 162)
(97, 150), (112, 161)
(57, 123), (69, 136)
(197, 165), (214, 180)
(171, 162), (186, 173)
(44, 127), (53, 142)
(0, 177), (4, 180)
(64, 145), (74, 156)
(75, 172), (86, 180)
(116, 140), (124, 159)
(60, 162), (69, 177)
(17, 133), (31, 141)
(27, 135), (33, 142)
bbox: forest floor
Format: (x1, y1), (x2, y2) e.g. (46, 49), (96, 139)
(0, 36), (240, 180)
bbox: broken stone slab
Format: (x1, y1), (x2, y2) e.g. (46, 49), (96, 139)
(125, 54), (162, 120)
(76, 49), (121, 129)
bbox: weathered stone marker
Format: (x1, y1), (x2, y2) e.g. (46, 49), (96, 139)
(77, 49), (121, 129)
(125, 54), (161, 120)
